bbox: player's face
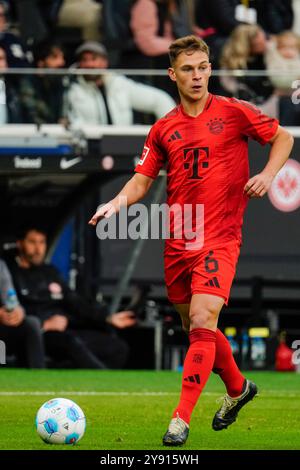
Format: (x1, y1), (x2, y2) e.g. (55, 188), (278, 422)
(18, 230), (47, 266)
(168, 50), (211, 102)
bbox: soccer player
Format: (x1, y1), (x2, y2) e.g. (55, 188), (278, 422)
(89, 35), (294, 446)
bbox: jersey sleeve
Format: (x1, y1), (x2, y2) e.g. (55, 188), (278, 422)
(135, 123), (166, 179)
(233, 99), (279, 145)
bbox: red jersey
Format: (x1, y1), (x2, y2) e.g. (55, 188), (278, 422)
(135, 94), (278, 248)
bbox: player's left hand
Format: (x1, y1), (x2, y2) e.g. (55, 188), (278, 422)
(244, 172), (274, 198)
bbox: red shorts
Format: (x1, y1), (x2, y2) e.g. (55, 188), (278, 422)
(164, 239), (241, 305)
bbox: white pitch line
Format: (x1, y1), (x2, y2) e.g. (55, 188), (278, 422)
(0, 391), (299, 397)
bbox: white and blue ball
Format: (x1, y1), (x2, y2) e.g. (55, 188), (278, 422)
(36, 398), (86, 444)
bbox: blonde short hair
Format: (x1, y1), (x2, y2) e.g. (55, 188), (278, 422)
(169, 35), (210, 66)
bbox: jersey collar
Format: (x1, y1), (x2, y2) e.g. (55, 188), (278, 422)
(180, 93), (213, 118)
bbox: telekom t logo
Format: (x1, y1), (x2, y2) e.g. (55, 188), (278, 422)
(183, 147), (209, 179)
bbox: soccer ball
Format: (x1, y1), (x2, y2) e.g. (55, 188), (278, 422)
(35, 398), (86, 444)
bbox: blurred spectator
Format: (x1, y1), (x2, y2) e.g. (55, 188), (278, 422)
(0, 258), (45, 368)
(101, 0), (134, 67)
(266, 31), (300, 125)
(0, 46), (23, 123)
(193, 0), (237, 63)
(58, 0), (102, 42)
(192, 0), (259, 94)
(14, 0), (63, 47)
(7, 227), (136, 369)
(129, 0), (191, 64)
(220, 24), (275, 113)
(20, 40), (68, 125)
(255, 0), (293, 35)
(107, 0), (192, 97)
(266, 31), (300, 91)
(65, 41), (175, 127)
(0, 1), (29, 67)
(117, 0), (192, 95)
(193, 0), (256, 68)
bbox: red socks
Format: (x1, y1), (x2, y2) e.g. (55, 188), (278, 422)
(172, 328), (245, 424)
(213, 329), (245, 397)
(172, 328), (216, 424)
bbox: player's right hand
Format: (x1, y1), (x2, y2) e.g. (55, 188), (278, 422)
(88, 202), (116, 226)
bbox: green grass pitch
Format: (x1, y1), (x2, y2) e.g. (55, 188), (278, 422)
(0, 369), (299, 450)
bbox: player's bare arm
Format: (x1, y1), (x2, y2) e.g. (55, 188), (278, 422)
(88, 173), (154, 225)
(244, 126), (294, 198)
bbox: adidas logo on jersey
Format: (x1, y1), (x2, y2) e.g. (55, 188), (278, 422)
(168, 130), (182, 142)
(204, 277), (220, 288)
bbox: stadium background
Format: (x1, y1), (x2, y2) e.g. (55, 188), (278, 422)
(0, 0), (299, 451)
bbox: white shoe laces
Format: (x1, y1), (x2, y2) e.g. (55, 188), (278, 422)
(217, 382), (249, 417)
(168, 415), (189, 435)
(217, 394), (238, 417)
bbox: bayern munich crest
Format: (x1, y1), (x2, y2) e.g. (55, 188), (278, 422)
(206, 118), (225, 135)
(268, 159), (300, 212)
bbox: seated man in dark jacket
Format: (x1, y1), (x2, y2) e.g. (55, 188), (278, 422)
(8, 226), (136, 369)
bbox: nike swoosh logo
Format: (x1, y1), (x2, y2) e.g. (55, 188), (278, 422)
(60, 157), (82, 170)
